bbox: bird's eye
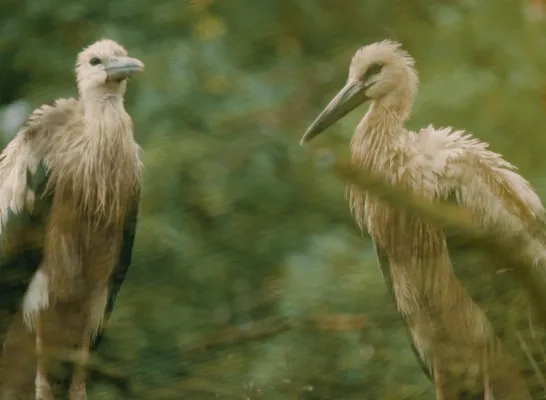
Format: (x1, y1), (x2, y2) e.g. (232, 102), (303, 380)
(89, 57), (101, 66)
(364, 63), (384, 79)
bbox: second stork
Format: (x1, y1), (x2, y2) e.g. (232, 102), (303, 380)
(301, 40), (546, 399)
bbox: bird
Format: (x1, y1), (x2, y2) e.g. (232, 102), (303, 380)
(300, 40), (546, 399)
(0, 39), (143, 400)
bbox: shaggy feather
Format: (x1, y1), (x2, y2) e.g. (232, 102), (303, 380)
(0, 39), (143, 399)
(311, 40), (546, 398)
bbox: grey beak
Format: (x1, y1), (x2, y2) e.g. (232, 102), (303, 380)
(300, 80), (370, 145)
(105, 56), (144, 82)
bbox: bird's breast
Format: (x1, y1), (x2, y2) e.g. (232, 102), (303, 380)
(41, 192), (126, 302)
(366, 200), (449, 302)
(366, 200), (442, 252)
(366, 199), (491, 344)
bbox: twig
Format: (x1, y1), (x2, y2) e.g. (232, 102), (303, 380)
(331, 160), (546, 326)
(43, 346), (131, 392)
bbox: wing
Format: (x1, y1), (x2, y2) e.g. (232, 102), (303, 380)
(372, 239), (433, 382)
(0, 100), (79, 352)
(91, 189), (140, 350)
(441, 128), (546, 398)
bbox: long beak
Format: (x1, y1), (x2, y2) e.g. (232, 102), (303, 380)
(300, 80), (369, 145)
(105, 56), (144, 82)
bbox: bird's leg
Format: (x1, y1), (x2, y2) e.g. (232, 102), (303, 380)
(68, 287), (108, 400)
(433, 355), (446, 400)
(483, 347), (491, 400)
(67, 329), (91, 400)
(35, 313), (54, 400)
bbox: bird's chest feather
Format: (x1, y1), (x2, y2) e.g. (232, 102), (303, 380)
(366, 199), (444, 265)
(40, 125), (140, 297)
(364, 156), (442, 243)
(363, 160), (451, 312)
(41, 176), (132, 300)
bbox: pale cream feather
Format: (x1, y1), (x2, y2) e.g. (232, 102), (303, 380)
(0, 99), (73, 255)
(340, 40), (545, 397)
(0, 39), (143, 399)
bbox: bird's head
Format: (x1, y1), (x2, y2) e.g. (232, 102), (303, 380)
(300, 40), (418, 144)
(76, 39), (144, 99)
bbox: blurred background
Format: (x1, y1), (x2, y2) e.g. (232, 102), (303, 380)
(2, 0), (546, 398)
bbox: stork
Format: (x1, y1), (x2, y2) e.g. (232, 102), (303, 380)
(0, 39), (143, 400)
(300, 40), (546, 399)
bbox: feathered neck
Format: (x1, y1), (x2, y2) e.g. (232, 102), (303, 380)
(347, 99), (410, 229)
(349, 101), (407, 173)
(82, 95), (132, 160)
(83, 94), (126, 120)
(50, 94), (141, 226)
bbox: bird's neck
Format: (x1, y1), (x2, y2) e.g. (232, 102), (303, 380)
(350, 101), (406, 172)
(82, 95), (132, 142)
(69, 94), (139, 223)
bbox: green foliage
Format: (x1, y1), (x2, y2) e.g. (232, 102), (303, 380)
(2, 0), (546, 398)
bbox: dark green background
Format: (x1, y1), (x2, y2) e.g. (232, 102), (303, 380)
(2, 0), (546, 398)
